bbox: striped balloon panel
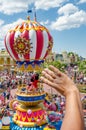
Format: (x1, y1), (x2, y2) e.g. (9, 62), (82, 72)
(5, 21), (53, 62)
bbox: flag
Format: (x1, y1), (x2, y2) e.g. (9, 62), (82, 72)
(27, 10), (32, 13)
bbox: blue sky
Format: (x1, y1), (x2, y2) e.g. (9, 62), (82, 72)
(0, 0), (86, 58)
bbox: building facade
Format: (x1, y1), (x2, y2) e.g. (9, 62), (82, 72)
(0, 49), (16, 70)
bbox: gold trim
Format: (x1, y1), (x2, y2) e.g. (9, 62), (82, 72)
(16, 91), (45, 97)
(9, 27), (48, 33)
(17, 104), (42, 112)
(9, 99), (18, 110)
(2, 126), (10, 130)
(17, 100), (43, 106)
(44, 128), (56, 130)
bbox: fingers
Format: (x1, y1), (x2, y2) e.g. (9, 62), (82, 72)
(42, 68), (57, 78)
(40, 76), (55, 88)
(42, 65), (62, 78)
(40, 76), (64, 95)
(41, 66), (64, 84)
(42, 70), (63, 84)
(40, 65), (74, 96)
(49, 65), (62, 77)
(42, 70), (54, 82)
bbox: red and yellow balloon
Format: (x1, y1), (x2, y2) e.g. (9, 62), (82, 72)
(4, 18), (53, 70)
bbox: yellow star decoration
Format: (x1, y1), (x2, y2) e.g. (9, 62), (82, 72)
(14, 36), (31, 55)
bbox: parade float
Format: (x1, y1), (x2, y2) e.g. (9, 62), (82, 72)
(4, 12), (62, 130)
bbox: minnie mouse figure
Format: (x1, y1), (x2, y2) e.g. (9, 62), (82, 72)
(27, 73), (39, 92)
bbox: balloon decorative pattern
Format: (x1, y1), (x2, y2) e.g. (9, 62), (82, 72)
(13, 36), (32, 55)
(4, 19), (53, 68)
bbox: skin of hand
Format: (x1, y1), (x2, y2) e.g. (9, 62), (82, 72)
(40, 65), (84, 130)
(40, 65), (76, 96)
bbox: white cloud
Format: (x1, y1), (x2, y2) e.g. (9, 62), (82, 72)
(58, 3), (78, 15)
(0, 18), (24, 49)
(0, 41), (5, 49)
(0, 0), (34, 15)
(0, 0), (68, 15)
(0, 19), (4, 26)
(0, 18), (24, 37)
(35, 0), (68, 10)
(50, 10), (86, 31)
(78, 0), (86, 3)
(40, 20), (50, 26)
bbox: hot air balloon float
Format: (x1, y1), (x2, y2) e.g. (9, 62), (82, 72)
(4, 11), (62, 130)
(5, 15), (53, 72)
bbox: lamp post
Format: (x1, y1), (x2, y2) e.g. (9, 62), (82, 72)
(73, 66), (78, 83)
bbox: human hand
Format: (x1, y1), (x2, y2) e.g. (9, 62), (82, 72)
(40, 65), (78, 97)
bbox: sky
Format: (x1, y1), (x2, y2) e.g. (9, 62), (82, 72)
(0, 0), (86, 58)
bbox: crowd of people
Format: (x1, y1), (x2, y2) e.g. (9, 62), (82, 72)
(0, 65), (85, 109)
(65, 65), (86, 84)
(0, 64), (85, 129)
(0, 70), (40, 108)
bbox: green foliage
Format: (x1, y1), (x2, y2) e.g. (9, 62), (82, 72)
(43, 61), (67, 72)
(68, 52), (74, 56)
(77, 85), (86, 93)
(77, 60), (86, 74)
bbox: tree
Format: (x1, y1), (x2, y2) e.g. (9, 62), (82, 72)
(43, 61), (67, 72)
(68, 52), (75, 63)
(78, 60), (86, 74)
